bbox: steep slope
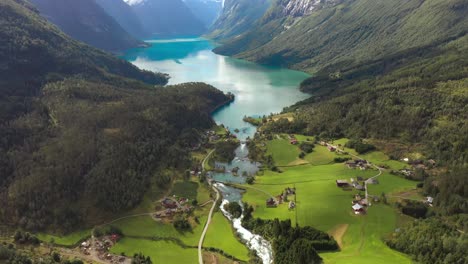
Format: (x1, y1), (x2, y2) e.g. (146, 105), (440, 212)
(128, 0), (207, 37)
(208, 0), (271, 40)
(29, 0), (143, 52)
(215, 0), (468, 72)
(184, 0), (223, 27)
(95, 0), (147, 38)
(0, 0), (230, 231)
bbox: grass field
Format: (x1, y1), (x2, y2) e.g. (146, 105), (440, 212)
(171, 181), (199, 200)
(110, 238), (198, 264)
(266, 138), (300, 166)
(240, 136), (418, 263)
(37, 229), (91, 246)
(110, 214), (207, 247)
(204, 212), (249, 261)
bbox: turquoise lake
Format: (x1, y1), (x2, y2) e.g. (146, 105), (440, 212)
(123, 37), (310, 140)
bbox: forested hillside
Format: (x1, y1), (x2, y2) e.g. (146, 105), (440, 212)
(270, 34), (468, 167)
(214, 0), (468, 167)
(208, 0), (271, 40)
(29, 0), (143, 52)
(214, 0), (468, 73)
(0, 0), (230, 232)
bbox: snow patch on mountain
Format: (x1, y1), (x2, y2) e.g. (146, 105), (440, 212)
(283, 0), (341, 17)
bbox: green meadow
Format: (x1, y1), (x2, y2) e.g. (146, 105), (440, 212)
(240, 136), (418, 263)
(266, 138), (300, 166)
(110, 238), (198, 264)
(37, 229), (91, 246)
(36, 136), (418, 264)
(204, 212), (249, 261)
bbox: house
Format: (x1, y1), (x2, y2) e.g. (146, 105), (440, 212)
(266, 198), (277, 207)
(110, 234), (120, 243)
(366, 178), (379, 185)
(285, 187), (296, 195)
(352, 203), (365, 214)
(359, 198), (369, 206)
(428, 159), (436, 166)
(179, 198), (188, 204)
(426, 197), (434, 204)
(351, 181), (364, 190)
(161, 198), (178, 209)
(327, 146), (336, 152)
(336, 180), (350, 187)
(290, 139), (298, 145)
(319, 141), (327, 146)
(346, 161), (358, 169)
(289, 201), (296, 209)
(400, 169), (414, 177)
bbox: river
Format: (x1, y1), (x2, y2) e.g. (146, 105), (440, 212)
(123, 37), (310, 264)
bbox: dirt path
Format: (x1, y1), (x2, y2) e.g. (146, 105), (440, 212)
(328, 224), (349, 249)
(198, 185), (220, 264)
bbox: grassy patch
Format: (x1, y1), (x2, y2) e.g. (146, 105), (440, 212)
(204, 212), (249, 261)
(240, 138), (417, 263)
(110, 213), (207, 247)
(266, 138), (300, 166)
(110, 238), (198, 264)
(171, 181), (199, 200)
(37, 229), (91, 246)
(304, 145), (341, 165)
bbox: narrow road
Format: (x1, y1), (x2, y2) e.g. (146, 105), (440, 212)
(198, 148), (218, 264)
(202, 149), (215, 171)
(328, 143), (383, 202)
(198, 185), (220, 264)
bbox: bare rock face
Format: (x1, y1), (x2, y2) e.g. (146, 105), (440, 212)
(283, 0), (342, 17)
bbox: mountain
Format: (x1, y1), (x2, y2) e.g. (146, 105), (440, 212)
(29, 0), (143, 52)
(214, 0), (468, 72)
(95, 0), (147, 39)
(0, 0), (230, 231)
(183, 0), (223, 27)
(245, 0), (468, 166)
(208, 0), (271, 40)
(127, 0), (207, 37)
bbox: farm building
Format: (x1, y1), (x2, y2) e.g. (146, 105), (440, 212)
(336, 180), (350, 187)
(426, 197), (434, 204)
(366, 178), (379, 185)
(266, 198), (278, 207)
(161, 198), (178, 209)
(352, 203), (365, 214)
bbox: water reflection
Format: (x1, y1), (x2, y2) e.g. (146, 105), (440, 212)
(122, 37), (310, 140)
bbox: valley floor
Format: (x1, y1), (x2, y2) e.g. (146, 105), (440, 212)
(25, 133), (423, 264)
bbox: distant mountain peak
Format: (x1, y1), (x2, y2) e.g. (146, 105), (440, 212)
(124, 0), (145, 5)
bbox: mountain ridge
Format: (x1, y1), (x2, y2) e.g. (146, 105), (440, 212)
(29, 0), (144, 52)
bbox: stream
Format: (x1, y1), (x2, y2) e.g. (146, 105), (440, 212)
(123, 37), (310, 264)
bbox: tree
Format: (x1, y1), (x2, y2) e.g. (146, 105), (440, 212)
(132, 253), (152, 264)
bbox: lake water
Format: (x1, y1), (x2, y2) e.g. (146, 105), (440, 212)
(123, 37), (310, 264)
(122, 37), (310, 140)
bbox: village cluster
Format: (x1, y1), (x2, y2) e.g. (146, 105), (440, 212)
(266, 187), (297, 210)
(79, 235), (128, 264)
(154, 197), (195, 219)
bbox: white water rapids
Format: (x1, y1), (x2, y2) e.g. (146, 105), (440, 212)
(214, 183), (273, 264)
